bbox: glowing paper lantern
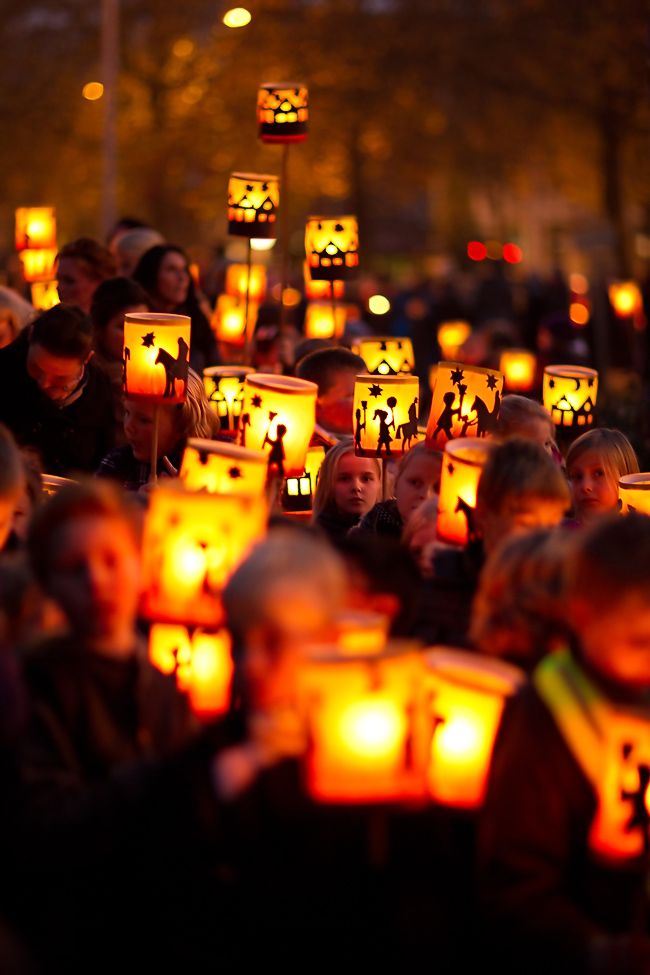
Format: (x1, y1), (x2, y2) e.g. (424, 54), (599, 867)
(304, 302), (346, 340)
(619, 474), (650, 515)
(31, 281), (60, 311)
(608, 281), (643, 319)
(225, 263), (267, 302)
(543, 365), (598, 429)
(20, 249), (57, 283)
(353, 374), (422, 459)
(303, 262), (344, 301)
(123, 312), (191, 403)
(141, 483), (267, 626)
(499, 348), (537, 392)
(436, 438), (494, 546)
(333, 611), (390, 656)
(203, 365), (254, 432)
(281, 444), (326, 513)
(437, 320), (471, 360)
(228, 172), (279, 238)
(239, 374), (318, 478)
(426, 361), (503, 450)
(180, 438), (267, 497)
(425, 649), (523, 809)
(211, 294), (258, 345)
(15, 207), (56, 252)
(149, 624), (233, 719)
(305, 216), (359, 280)
(352, 336), (414, 376)
(257, 83), (308, 142)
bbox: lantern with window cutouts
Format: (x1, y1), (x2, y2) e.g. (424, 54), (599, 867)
(305, 216), (358, 280)
(228, 173), (279, 238)
(257, 83), (308, 142)
(543, 365), (598, 429)
(352, 336), (414, 376)
(203, 365), (254, 433)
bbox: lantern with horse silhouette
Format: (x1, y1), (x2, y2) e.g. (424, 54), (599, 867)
(180, 438), (268, 497)
(543, 365), (598, 429)
(436, 439), (494, 546)
(239, 374), (318, 478)
(305, 216), (359, 280)
(352, 336), (414, 376)
(426, 362), (503, 450)
(257, 83), (308, 142)
(228, 173), (280, 239)
(353, 374), (423, 459)
(203, 365), (254, 433)
(123, 312), (191, 404)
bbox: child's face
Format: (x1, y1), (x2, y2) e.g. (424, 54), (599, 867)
(124, 399), (180, 462)
(480, 494), (567, 555)
(317, 368), (357, 435)
(567, 449), (619, 523)
(333, 453), (381, 516)
(574, 591), (650, 689)
(395, 455), (440, 521)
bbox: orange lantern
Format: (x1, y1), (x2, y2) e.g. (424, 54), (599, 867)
(30, 280), (60, 311)
(619, 474), (650, 515)
(436, 438), (494, 546)
(301, 648), (428, 803)
(281, 444), (326, 513)
(437, 320), (471, 360)
(499, 348), (537, 392)
(211, 294), (258, 344)
(225, 263), (267, 303)
(239, 374), (318, 477)
(149, 624), (233, 719)
(123, 311), (191, 403)
(20, 248), (57, 284)
(543, 364), (598, 429)
(352, 336), (414, 376)
(353, 373), (423, 459)
(303, 262), (344, 301)
(180, 437), (268, 497)
(228, 172), (279, 238)
(608, 281), (643, 319)
(333, 610), (390, 656)
(304, 302), (346, 340)
(141, 483), (267, 626)
(305, 216), (359, 280)
(425, 648), (523, 809)
(257, 83), (308, 142)
(15, 207), (57, 251)
(203, 365), (254, 432)
(426, 361), (504, 449)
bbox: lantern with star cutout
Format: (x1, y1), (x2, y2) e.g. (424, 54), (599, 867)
(15, 207), (57, 252)
(239, 374), (318, 478)
(203, 365), (254, 433)
(436, 438), (495, 546)
(352, 336), (415, 376)
(149, 624), (233, 720)
(305, 216), (359, 280)
(543, 365), (598, 429)
(228, 173), (279, 239)
(353, 374), (423, 458)
(257, 83), (309, 143)
(180, 438), (268, 497)
(426, 361), (503, 450)
(123, 311), (191, 403)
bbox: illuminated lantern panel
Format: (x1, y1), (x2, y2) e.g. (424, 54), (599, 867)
(123, 312), (191, 403)
(149, 624), (233, 720)
(426, 361), (504, 450)
(141, 484), (267, 626)
(228, 172), (279, 239)
(239, 374), (318, 478)
(352, 336), (414, 376)
(425, 649), (523, 809)
(436, 438), (494, 546)
(257, 83), (308, 143)
(303, 262), (344, 301)
(305, 216), (359, 281)
(304, 302), (346, 340)
(15, 207), (57, 252)
(180, 438), (268, 497)
(211, 294), (258, 345)
(608, 281), (643, 319)
(31, 281), (60, 311)
(437, 321), (472, 361)
(499, 348), (537, 393)
(281, 444), (326, 513)
(20, 249), (57, 283)
(203, 365), (254, 432)
(333, 611), (390, 656)
(543, 365), (598, 429)
(225, 263), (267, 303)
(353, 374), (423, 459)
(619, 474), (650, 515)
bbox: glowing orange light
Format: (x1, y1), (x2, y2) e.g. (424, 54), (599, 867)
(305, 216), (359, 281)
(437, 320), (471, 360)
(30, 281), (59, 310)
(239, 374), (318, 477)
(228, 172), (280, 239)
(223, 7), (251, 28)
(211, 294), (258, 344)
(225, 263), (267, 303)
(82, 81), (104, 101)
(303, 262), (344, 301)
(352, 336), (414, 375)
(467, 241), (487, 261)
(569, 273), (589, 295)
(20, 248), (57, 283)
(353, 373), (423, 458)
(203, 365), (254, 432)
(619, 474), (650, 515)
(499, 348), (536, 392)
(426, 361), (504, 450)
(257, 83), (308, 143)
(609, 281), (643, 319)
(15, 207), (57, 252)
(570, 302), (590, 326)
(502, 243), (523, 264)
(543, 365), (598, 429)
(304, 302), (346, 340)
(180, 438), (268, 497)
(436, 438), (494, 546)
(149, 624), (233, 719)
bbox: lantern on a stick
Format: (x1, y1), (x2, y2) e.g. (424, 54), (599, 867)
(619, 474), (650, 515)
(437, 321), (471, 361)
(304, 302), (346, 340)
(305, 216), (359, 281)
(180, 438), (268, 497)
(239, 374), (318, 478)
(257, 83), (308, 143)
(203, 365), (254, 432)
(228, 173), (279, 239)
(426, 362), (503, 450)
(352, 336), (414, 376)
(353, 373), (422, 458)
(499, 348), (536, 393)
(15, 207), (56, 252)
(543, 365), (598, 429)
(123, 312), (190, 403)
(20, 249), (57, 284)
(436, 438), (494, 546)
(225, 263), (267, 303)
(149, 624), (234, 720)
(211, 294), (258, 345)
(281, 444), (326, 514)
(304, 262), (344, 301)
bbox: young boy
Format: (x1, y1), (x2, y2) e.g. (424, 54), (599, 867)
(295, 346), (366, 437)
(479, 514), (650, 974)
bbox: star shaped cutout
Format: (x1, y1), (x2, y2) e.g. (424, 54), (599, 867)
(228, 466), (243, 479)
(587, 377), (595, 388)
(450, 367), (464, 386)
(251, 394), (263, 409)
(368, 384), (383, 398)
(548, 379), (556, 389)
(141, 332), (155, 348)
(447, 461), (455, 476)
(486, 374), (498, 390)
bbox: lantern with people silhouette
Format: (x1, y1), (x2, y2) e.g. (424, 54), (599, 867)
(305, 216), (359, 280)
(353, 373), (422, 458)
(257, 83), (309, 142)
(426, 362), (504, 450)
(543, 365), (598, 429)
(239, 374), (318, 478)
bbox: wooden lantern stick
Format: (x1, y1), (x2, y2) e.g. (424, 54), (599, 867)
(279, 143), (291, 333)
(331, 282), (338, 336)
(381, 457), (390, 500)
(243, 239), (253, 366)
(149, 402), (160, 486)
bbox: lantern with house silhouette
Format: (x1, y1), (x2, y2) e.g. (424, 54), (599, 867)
(352, 336), (415, 376)
(437, 438), (494, 546)
(305, 216), (359, 280)
(228, 173), (280, 238)
(353, 374), (422, 459)
(203, 365), (254, 432)
(426, 362), (503, 450)
(239, 374), (318, 478)
(123, 312), (191, 403)
(180, 438), (268, 497)
(543, 365), (598, 429)
(257, 83), (308, 142)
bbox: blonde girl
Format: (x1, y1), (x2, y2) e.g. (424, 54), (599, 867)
(312, 440), (382, 542)
(566, 428), (639, 524)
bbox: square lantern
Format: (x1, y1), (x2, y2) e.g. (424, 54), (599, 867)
(15, 207), (57, 252)
(437, 321), (471, 361)
(619, 474), (650, 515)
(225, 263), (267, 303)
(303, 262), (344, 301)
(305, 216), (359, 281)
(281, 443), (326, 514)
(203, 365), (254, 432)
(180, 438), (268, 497)
(123, 311), (191, 403)
(149, 624), (233, 720)
(210, 294), (258, 345)
(141, 483), (268, 626)
(239, 374), (318, 478)
(543, 365), (598, 429)
(353, 373), (423, 458)
(426, 361), (504, 450)
(257, 83), (308, 143)
(304, 302), (346, 340)
(20, 248), (58, 284)
(499, 348), (537, 393)
(31, 281), (60, 311)
(436, 438), (494, 546)
(228, 172), (280, 239)
(424, 649), (523, 809)
(352, 336), (415, 376)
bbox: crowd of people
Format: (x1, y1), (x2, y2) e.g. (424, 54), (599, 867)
(0, 224), (649, 973)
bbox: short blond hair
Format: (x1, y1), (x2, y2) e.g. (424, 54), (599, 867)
(566, 427), (639, 487)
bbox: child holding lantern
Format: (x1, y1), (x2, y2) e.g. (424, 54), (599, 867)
(312, 440), (382, 542)
(352, 442), (442, 539)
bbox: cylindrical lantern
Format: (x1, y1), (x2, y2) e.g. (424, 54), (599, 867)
(228, 172), (280, 238)
(426, 361), (504, 449)
(303, 262), (344, 301)
(20, 249), (57, 283)
(257, 83), (308, 142)
(301, 648), (428, 803)
(203, 365), (254, 432)
(31, 281), (60, 311)
(619, 474), (650, 515)
(225, 263), (267, 303)
(15, 207), (57, 251)
(304, 302), (346, 340)
(436, 438), (494, 546)
(425, 648), (523, 809)
(149, 624), (233, 719)
(211, 294), (258, 345)
(305, 216), (359, 280)
(123, 312), (191, 403)
(543, 365), (598, 429)
(353, 373), (422, 458)
(352, 336), (415, 376)
(141, 483), (267, 626)
(239, 374), (318, 477)
(437, 320), (471, 360)
(180, 438), (268, 497)
(499, 348), (537, 392)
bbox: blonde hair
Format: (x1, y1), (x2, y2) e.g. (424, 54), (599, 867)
(394, 443), (442, 494)
(495, 395), (555, 442)
(175, 368), (219, 440)
(312, 440), (381, 519)
(566, 428), (639, 488)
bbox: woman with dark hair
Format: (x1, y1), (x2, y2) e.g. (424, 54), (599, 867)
(132, 244), (218, 372)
